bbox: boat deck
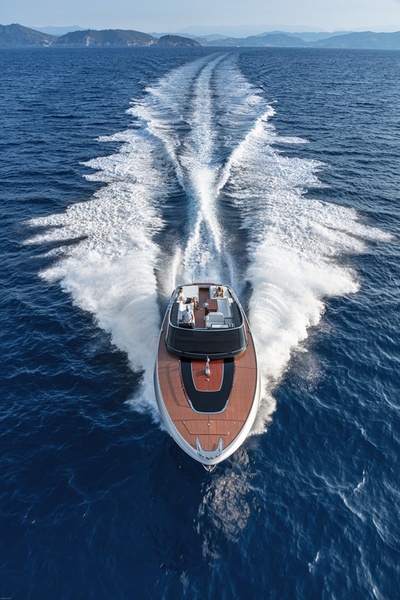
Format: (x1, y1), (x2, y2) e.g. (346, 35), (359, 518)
(156, 308), (258, 453)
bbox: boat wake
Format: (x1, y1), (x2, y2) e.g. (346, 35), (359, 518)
(25, 53), (389, 432)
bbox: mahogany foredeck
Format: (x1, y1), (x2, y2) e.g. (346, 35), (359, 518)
(156, 308), (258, 453)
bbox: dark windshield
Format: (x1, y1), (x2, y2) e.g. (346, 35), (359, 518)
(166, 325), (247, 359)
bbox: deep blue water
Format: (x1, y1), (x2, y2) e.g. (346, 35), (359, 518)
(1, 46), (399, 599)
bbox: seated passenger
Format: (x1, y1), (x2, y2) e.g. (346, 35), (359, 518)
(181, 304), (194, 324)
(214, 285), (224, 298)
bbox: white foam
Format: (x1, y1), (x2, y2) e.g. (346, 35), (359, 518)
(223, 105), (390, 430)
(26, 128), (172, 421)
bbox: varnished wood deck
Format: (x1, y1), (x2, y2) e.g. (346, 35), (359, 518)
(193, 286), (209, 329)
(156, 308), (258, 453)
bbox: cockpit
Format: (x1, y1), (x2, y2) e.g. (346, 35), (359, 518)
(165, 284), (247, 359)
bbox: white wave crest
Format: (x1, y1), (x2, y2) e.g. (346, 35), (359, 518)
(223, 107), (390, 426)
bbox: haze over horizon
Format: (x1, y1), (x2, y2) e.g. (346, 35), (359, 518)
(1, 0), (400, 34)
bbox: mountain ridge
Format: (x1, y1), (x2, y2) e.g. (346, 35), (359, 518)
(0, 24), (199, 47)
(2, 23), (400, 50)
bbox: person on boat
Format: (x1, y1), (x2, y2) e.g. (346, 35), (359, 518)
(192, 295), (199, 309)
(181, 304), (194, 324)
(178, 288), (186, 303)
(214, 286), (224, 298)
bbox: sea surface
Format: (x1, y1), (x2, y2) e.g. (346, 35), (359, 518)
(1, 46), (399, 599)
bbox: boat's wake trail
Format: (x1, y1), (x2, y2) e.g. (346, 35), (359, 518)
(25, 53), (389, 429)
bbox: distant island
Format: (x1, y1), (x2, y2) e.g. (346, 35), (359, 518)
(0, 24), (200, 47)
(1, 23), (400, 50)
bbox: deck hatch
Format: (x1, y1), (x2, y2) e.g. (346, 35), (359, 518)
(180, 358), (235, 413)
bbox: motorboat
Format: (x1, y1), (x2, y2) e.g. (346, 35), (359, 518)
(154, 283), (261, 468)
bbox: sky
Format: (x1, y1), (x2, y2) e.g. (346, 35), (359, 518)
(1, 0), (400, 34)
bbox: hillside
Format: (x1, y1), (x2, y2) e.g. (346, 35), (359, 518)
(204, 29), (400, 49)
(157, 34), (201, 47)
(2, 24), (400, 50)
(0, 24), (201, 47)
(207, 32), (308, 47)
(313, 31), (400, 49)
(0, 23), (56, 46)
(54, 29), (157, 46)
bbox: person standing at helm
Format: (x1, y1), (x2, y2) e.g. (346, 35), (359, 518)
(178, 287), (186, 303)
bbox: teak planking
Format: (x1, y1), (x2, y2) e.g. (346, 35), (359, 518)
(157, 308), (258, 452)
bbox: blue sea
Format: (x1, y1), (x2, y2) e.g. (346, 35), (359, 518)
(1, 46), (399, 599)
